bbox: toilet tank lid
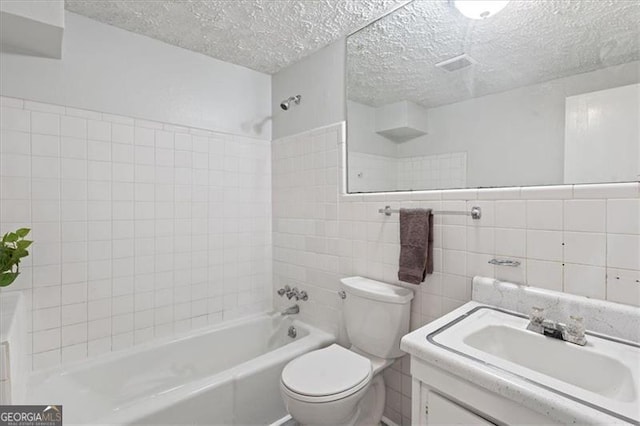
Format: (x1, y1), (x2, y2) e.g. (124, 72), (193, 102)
(340, 276), (414, 304)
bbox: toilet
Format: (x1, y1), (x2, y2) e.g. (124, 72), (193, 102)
(280, 276), (414, 426)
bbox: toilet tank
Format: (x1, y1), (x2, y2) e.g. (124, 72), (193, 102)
(341, 276), (414, 359)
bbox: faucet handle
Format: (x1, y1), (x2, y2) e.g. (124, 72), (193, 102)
(277, 285), (291, 297)
(565, 315), (587, 345)
(529, 306), (545, 324)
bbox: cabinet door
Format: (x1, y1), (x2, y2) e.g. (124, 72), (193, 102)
(427, 391), (495, 425)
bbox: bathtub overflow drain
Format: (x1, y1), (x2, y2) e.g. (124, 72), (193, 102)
(288, 326), (297, 338)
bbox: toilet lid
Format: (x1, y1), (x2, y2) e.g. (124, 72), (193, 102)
(281, 344), (372, 397)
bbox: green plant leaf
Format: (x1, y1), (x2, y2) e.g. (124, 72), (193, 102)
(15, 228), (30, 238)
(4, 233), (18, 243)
(0, 272), (19, 287)
(16, 240), (32, 250)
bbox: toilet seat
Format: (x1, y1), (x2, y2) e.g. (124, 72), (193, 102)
(281, 344), (373, 403)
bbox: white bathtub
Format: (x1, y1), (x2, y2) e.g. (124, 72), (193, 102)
(25, 314), (334, 425)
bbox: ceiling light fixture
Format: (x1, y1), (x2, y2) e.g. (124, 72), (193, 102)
(453, 0), (510, 20)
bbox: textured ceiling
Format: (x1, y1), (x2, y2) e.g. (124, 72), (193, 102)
(64, 0), (406, 74)
(347, 0), (640, 108)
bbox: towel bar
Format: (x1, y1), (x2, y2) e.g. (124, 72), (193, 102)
(378, 205), (481, 220)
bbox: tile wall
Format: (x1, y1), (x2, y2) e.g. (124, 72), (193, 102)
(0, 96), (272, 371)
(272, 122), (640, 426)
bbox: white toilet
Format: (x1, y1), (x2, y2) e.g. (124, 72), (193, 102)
(280, 276), (414, 426)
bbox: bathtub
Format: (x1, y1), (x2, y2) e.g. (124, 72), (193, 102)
(25, 314), (334, 425)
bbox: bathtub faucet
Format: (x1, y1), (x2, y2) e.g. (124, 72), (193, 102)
(281, 304), (300, 316)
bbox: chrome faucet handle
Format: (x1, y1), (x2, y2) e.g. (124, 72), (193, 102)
(277, 285), (291, 297)
(286, 287), (296, 300)
(564, 315), (587, 346)
(298, 290), (308, 301)
(526, 306), (545, 333)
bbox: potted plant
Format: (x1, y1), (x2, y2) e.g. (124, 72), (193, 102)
(0, 228), (32, 287)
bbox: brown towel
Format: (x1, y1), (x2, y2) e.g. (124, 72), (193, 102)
(398, 208), (433, 284)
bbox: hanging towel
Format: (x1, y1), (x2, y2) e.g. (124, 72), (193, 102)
(398, 208), (433, 284)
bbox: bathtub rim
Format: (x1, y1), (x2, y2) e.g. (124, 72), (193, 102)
(26, 312), (335, 424)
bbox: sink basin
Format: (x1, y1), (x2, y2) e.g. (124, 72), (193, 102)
(464, 324), (636, 402)
(429, 306), (640, 424)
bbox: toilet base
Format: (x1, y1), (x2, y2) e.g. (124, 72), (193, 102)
(282, 374), (386, 426)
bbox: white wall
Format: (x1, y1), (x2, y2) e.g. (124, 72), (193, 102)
(0, 96), (272, 371)
(565, 83), (640, 184)
(396, 62), (640, 188)
(0, 12), (271, 139)
(346, 100), (397, 157)
(271, 40), (345, 140)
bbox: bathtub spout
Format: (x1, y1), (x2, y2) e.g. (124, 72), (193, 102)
(281, 305), (299, 316)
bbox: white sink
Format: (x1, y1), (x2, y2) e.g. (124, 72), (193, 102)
(430, 306), (640, 424)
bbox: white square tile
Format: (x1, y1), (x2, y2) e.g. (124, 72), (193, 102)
(526, 200), (562, 230)
(112, 143), (134, 163)
(32, 156), (60, 179)
(31, 111), (59, 136)
(1, 153), (31, 177)
(88, 120), (111, 142)
(1, 129), (30, 155)
(607, 199), (640, 234)
(526, 230), (563, 261)
(33, 307), (61, 331)
(32, 178), (60, 200)
(88, 181), (111, 201)
(61, 303), (87, 326)
(442, 226), (466, 251)
(61, 158), (87, 180)
(563, 232), (606, 266)
(607, 234), (640, 270)
(61, 116), (87, 138)
(111, 124), (133, 144)
(88, 161), (112, 181)
(61, 137), (86, 159)
(32, 200), (60, 222)
(494, 228), (525, 257)
(155, 130), (174, 149)
(527, 260), (563, 291)
(0, 107), (30, 132)
(606, 269), (640, 307)
(62, 262), (87, 285)
(33, 328), (61, 353)
(62, 323), (87, 347)
(494, 201), (526, 228)
(88, 140), (111, 161)
(1, 199), (30, 222)
(61, 179), (87, 200)
(563, 263), (605, 299)
(134, 127), (155, 146)
(563, 200), (606, 232)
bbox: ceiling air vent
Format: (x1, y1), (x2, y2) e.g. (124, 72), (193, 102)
(435, 54), (477, 72)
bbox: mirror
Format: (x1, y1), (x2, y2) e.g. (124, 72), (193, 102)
(346, 0), (640, 193)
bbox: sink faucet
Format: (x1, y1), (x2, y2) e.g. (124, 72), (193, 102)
(281, 304), (300, 316)
(526, 307), (586, 346)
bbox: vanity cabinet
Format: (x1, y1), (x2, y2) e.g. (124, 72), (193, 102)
(410, 358), (558, 425)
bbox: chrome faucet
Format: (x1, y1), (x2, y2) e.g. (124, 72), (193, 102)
(281, 304), (300, 316)
(276, 285), (308, 301)
(526, 307), (586, 346)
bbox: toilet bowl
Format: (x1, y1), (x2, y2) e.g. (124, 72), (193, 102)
(280, 277), (413, 426)
(280, 344), (388, 426)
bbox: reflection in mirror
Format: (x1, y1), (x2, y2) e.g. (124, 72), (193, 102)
(346, 0), (640, 193)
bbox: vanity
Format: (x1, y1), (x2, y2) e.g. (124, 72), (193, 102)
(401, 277), (640, 425)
